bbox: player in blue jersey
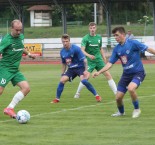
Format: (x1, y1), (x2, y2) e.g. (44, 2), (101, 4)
(92, 26), (155, 118)
(51, 34), (101, 103)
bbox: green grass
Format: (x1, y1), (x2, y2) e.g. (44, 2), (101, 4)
(0, 24), (153, 38)
(0, 64), (155, 145)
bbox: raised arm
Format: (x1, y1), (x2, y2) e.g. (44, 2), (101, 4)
(92, 62), (113, 78)
(61, 63), (67, 74)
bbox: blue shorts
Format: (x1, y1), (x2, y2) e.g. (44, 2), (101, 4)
(117, 71), (146, 94)
(62, 67), (84, 82)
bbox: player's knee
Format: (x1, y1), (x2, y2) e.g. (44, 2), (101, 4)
(60, 76), (69, 84)
(116, 97), (123, 105)
(103, 72), (112, 79)
(127, 86), (135, 93)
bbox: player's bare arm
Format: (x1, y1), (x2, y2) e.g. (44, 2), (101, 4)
(147, 47), (155, 55)
(100, 47), (107, 63)
(81, 46), (95, 60)
(23, 49), (36, 59)
(83, 58), (89, 78)
(61, 63), (67, 74)
(92, 62), (113, 78)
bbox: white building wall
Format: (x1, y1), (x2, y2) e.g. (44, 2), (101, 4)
(30, 11), (35, 27)
(30, 11), (52, 27)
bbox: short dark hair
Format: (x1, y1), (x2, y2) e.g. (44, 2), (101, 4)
(61, 34), (70, 40)
(112, 26), (126, 34)
(89, 22), (96, 26)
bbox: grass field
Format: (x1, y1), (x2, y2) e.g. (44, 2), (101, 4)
(0, 63), (155, 145)
(0, 24), (154, 38)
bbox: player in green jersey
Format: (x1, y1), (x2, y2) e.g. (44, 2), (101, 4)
(74, 22), (117, 99)
(0, 19), (36, 119)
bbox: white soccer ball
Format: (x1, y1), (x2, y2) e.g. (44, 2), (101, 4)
(16, 110), (30, 124)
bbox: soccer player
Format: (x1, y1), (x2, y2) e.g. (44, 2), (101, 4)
(74, 22), (117, 98)
(92, 26), (155, 118)
(0, 19), (36, 118)
(51, 34), (101, 103)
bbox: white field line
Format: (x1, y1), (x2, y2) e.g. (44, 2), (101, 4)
(1, 94), (155, 123)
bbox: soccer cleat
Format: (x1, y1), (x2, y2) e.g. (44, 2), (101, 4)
(51, 98), (60, 104)
(132, 109), (141, 118)
(96, 95), (102, 102)
(111, 111), (125, 117)
(4, 108), (16, 119)
(74, 93), (80, 99)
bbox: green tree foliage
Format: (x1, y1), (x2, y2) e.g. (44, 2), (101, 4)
(0, 2), (153, 27)
(51, 5), (62, 26)
(72, 4), (93, 24)
(111, 2), (152, 24)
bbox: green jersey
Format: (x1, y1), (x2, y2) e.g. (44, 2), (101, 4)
(0, 33), (24, 72)
(81, 34), (102, 62)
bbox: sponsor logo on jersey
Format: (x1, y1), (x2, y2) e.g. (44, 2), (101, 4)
(66, 58), (72, 65)
(121, 55), (127, 64)
(89, 44), (98, 47)
(12, 48), (23, 51)
(1, 78), (6, 84)
(126, 50), (130, 54)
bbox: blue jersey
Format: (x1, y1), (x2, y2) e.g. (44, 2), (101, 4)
(60, 44), (85, 68)
(109, 39), (148, 74)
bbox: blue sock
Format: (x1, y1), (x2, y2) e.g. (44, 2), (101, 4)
(81, 79), (97, 96)
(132, 100), (139, 109)
(56, 82), (64, 99)
(118, 105), (124, 114)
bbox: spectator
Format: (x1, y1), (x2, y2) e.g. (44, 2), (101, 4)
(126, 30), (134, 39)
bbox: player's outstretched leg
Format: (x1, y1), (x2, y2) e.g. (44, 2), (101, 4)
(81, 79), (102, 102)
(4, 91), (25, 119)
(51, 82), (64, 104)
(4, 108), (16, 119)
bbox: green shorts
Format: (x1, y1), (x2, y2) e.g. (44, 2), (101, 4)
(88, 60), (105, 73)
(0, 70), (26, 87)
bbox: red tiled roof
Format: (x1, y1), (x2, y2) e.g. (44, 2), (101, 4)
(27, 5), (52, 11)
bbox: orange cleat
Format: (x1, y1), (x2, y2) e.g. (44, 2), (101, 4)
(4, 108), (16, 119)
(51, 98), (60, 104)
(96, 95), (102, 102)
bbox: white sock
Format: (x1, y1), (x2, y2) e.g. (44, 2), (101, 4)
(76, 82), (85, 94)
(7, 91), (25, 109)
(108, 79), (117, 95)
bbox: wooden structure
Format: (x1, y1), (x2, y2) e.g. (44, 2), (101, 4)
(27, 5), (52, 27)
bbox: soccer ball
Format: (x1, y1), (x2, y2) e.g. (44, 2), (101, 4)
(16, 110), (30, 124)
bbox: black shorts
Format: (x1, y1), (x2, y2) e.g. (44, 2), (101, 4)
(117, 71), (146, 93)
(62, 67), (85, 82)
